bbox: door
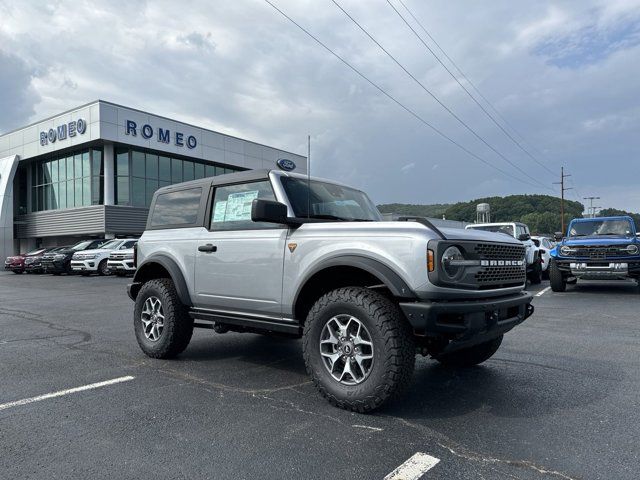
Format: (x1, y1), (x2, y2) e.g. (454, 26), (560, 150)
(193, 179), (287, 317)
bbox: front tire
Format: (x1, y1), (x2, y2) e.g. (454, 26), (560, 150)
(528, 260), (542, 285)
(98, 259), (109, 276)
(549, 259), (567, 292)
(134, 278), (193, 359)
(302, 287), (415, 413)
(434, 335), (503, 367)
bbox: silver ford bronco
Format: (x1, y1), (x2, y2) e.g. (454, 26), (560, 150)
(128, 169), (534, 412)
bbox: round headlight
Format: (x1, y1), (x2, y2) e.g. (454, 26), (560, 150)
(626, 244), (639, 255)
(441, 246), (464, 278)
(560, 245), (572, 256)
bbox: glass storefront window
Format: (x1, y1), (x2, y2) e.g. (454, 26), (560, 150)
(159, 156), (171, 182)
(29, 148), (102, 212)
(112, 146), (243, 208)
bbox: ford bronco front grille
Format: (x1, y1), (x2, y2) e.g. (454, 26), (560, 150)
(474, 243), (526, 260)
(474, 243), (526, 288)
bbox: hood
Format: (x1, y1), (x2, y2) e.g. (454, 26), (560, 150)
(75, 247), (115, 255)
(561, 236), (637, 247)
(439, 227), (521, 244)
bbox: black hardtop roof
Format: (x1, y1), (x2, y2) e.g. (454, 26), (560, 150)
(155, 169), (272, 194)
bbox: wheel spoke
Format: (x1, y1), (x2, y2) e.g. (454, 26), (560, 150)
(320, 351), (341, 369)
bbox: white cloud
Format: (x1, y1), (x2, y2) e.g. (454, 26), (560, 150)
(0, 0), (639, 212)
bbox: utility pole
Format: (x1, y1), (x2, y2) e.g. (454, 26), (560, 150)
(583, 196), (601, 218)
(553, 167), (572, 234)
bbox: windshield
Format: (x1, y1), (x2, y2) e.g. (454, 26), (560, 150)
(100, 240), (123, 250)
(569, 219), (633, 237)
(71, 241), (93, 251)
(280, 177), (381, 222)
(25, 248), (46, 256)
(469, 225), (514, 237)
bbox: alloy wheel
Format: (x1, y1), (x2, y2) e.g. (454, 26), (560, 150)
(319, 314), (374, 385)
(141, 296), (165, 342)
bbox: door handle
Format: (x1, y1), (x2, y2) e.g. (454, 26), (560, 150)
(198, 244), (217, 253)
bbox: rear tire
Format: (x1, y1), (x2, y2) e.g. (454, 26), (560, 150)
(549, 259), (567, 292)
(302, 287), (415, 413)
(435, 335), (503, 367)
(134, 278), (193, 359)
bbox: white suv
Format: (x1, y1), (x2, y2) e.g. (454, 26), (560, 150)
(71, 238), (138, 276)
(107, 245), (137, 276)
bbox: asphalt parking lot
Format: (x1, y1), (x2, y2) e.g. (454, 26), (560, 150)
(1, 272), (638, 479)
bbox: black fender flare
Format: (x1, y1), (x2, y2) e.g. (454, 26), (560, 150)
(293, 255), (416, 308)
(131, 254), (192, 306)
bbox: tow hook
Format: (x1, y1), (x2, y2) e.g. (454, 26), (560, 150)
(525, 304), (535, 319)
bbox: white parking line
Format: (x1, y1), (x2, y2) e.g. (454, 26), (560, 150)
(0, 376), (135, 412)
(384, 452), (440, 480)
(535, 286), (551, 297)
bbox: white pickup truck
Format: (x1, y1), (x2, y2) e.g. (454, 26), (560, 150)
(465, 222), (542, 284)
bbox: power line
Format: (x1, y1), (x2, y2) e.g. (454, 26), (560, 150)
(330, 0), (552, 192)
(262, 0), (546, 190)
(388, 0), (556, 176)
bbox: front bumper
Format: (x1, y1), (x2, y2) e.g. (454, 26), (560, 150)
(107, 259), (136, 273)
(42, 259), (69, 273)
(400, 292), (533, 352)
(555, 259), (640, 279)
(4, 263), (24, 272)
(70, 260), (98, 272)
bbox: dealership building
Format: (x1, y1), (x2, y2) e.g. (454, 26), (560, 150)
(0, 100), (306, 259)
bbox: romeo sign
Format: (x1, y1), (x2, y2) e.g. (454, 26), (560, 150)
(39, 118), (87, 146)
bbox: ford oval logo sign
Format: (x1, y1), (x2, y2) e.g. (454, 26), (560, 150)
(277, 158), (296, 171)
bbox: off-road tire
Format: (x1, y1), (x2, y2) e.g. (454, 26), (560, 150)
(134, 278), (193, 359)
(528, 260), (542, 285)
(549, 259), (567, 292)
(435, 335), (503, 367)
(302, 287), (415, 413)
(98, 259), (109, 276)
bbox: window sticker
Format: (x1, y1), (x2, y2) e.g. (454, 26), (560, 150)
(224, 190), (259, 221)
(212, 201), (228, 223)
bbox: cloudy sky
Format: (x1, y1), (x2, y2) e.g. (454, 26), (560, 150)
(1, 0), (639, 210)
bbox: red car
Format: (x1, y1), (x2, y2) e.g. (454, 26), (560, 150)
(4, 248), (48, 274)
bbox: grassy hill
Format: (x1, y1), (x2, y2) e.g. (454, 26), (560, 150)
(379, 195), (585, 234)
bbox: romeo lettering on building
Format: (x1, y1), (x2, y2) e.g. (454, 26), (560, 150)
(125, 120), (197, 149)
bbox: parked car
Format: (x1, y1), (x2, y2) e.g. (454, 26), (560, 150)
(4, 248), (47, 274)
(41, 239), (107, 275)
(107, 244), (137, 276)
(71, 238), (138, 276)
(465, 222), (543, 284)
(531, 236), (555, 277)
(128, 169), (534, 412)
(549, 216), (640, 291)
(24, 247), (69, 273)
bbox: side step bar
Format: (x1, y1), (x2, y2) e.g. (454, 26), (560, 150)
(189, 309), (302, 335)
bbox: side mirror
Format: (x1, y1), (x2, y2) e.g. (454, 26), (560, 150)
(251, 199), (289, 224)
(518, 233), (531, 241)
(554, 232), (563, 242)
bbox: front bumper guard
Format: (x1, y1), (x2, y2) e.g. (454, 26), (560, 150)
(400, 292), (533, 353)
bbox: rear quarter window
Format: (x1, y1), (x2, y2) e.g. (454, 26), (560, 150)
(150, 187), (203, 227)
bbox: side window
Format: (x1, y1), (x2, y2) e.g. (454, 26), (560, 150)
(150, 187), (202, 227)
(516, 226), (525, 237)
(210, 180), (278, 231)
